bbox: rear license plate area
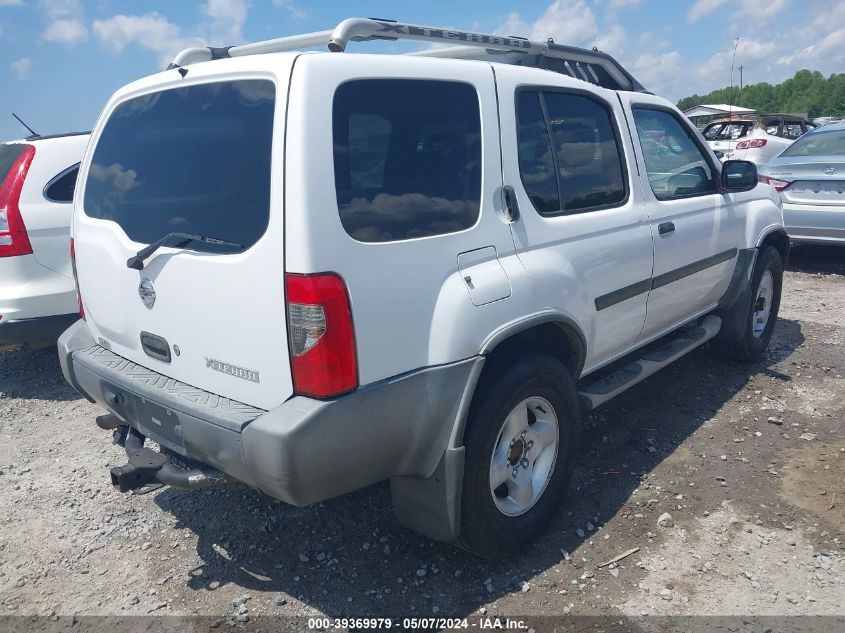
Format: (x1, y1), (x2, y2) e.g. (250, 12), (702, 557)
(132, 397), (186, 455)
(793, 181), (845, 194)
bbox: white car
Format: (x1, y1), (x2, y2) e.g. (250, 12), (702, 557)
(59, 18), (787, 555)
(702, 115), (815, 166)
(0, 132), (89, 345)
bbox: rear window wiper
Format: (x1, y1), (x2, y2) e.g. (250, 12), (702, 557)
(126, 232), (243, 270)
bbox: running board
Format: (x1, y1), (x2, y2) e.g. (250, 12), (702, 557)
(578, 315), (722, 412)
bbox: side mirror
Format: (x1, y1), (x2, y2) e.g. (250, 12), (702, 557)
(721, 160), (757, 192)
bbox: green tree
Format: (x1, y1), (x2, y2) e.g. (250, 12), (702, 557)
(677, 70), (843, 118)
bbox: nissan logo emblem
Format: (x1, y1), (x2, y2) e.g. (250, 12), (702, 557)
(138, 278), (156, 309)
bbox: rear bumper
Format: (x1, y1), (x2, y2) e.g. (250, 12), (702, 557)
(0, 254), (76, 324)
(58, 320), (479, 507)
(0, 312), (79, 345)
(783, 201), (845, 244)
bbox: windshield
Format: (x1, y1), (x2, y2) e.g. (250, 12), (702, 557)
(780, 129), (845, 157)
(83, 80), (275, 252)
(703, 121), (752, 141)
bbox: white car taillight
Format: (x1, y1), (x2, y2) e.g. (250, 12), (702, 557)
(736, 138), (767, 150)
(0, 144), (35, 257)
(758, 176), (791, 191)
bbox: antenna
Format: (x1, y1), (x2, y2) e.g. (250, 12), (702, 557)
(11, 112), (38, 137)
(729, 37), (739, 120)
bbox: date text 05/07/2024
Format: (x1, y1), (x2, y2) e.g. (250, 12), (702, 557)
(307, 617), (529, 630)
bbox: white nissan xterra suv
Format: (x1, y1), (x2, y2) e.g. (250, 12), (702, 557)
(59, 19), (788, 556)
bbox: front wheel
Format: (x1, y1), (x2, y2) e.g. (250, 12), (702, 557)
(712, 245), (783, 361)
(457, 355), (580, 557)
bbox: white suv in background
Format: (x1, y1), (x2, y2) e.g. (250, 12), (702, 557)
(0, 132), (89, 345)
(59, 19), (788, 556)
(702, 115), (815, 166)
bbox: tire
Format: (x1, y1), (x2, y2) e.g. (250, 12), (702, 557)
(457, 354), (581, 557)
(712, 245), (783, 361)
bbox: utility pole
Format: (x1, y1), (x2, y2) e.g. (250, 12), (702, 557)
(738, 65), (744, 107)
(729, 37), (740, 118)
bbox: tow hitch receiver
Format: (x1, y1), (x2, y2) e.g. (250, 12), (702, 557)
(105, 422), (228, 494)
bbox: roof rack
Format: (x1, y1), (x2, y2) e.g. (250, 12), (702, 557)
(168, 17), (647, 93)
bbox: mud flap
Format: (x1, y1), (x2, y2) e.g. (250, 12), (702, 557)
(714, 247), (757, 342)
(390, 447), (465, 542)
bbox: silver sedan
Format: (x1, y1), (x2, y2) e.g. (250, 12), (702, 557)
(758, 122), (845, 245)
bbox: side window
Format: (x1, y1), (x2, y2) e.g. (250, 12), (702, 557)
(781, 121), (804, 139)
(515, 89), (627, 215)
(632, 108), (716, 201)
(44, 164), (79, 203)
(516, 91), (559, 213)
(333, 79), (481, 243)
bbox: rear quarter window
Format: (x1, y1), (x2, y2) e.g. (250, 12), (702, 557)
(0, 144), (27, 181)
(332, 79), (481, 243)
(83, 80), (275, 252)
(44, 164), (79, 203)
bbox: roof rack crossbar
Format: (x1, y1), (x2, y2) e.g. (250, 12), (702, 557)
(167, 17), (646, 92)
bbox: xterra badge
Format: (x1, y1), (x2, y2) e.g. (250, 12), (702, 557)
(205, 357), (260, 383)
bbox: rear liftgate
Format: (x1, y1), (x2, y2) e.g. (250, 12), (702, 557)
(97, 413), (229, 494)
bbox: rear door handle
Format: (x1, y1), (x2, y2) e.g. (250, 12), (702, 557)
(658, 222), (675, 235)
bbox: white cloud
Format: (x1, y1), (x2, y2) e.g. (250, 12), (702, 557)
(595, 25), (626, 56)
(778, 27), (845, 67)
(497, 11), (530, 38)
(10, 57), (31, 79)
(273, 0), (306, 19)
(42, 18), (88, 45)
(735, 0), (789, 21)
(631, 51), (682, 96)
(606, 0), (645, 10)
(93, 13), (195, 66)
(39, 0), (88, 47)
(203, 0), (247, 43)
(0, 0), (23, 5)
(696, 38), (778, 81)
(40, 0), (82, 19)
(531, 0), (598, 45)
(687, 0), (730, 22)
(688, 0), (788, 23)
(496, 0), (598, 47)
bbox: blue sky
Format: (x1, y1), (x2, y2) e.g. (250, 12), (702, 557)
(1, 0), (843, 140)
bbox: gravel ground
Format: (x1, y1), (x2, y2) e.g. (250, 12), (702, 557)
(0, 244), (842, 629)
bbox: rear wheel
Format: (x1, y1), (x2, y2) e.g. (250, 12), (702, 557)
(457, 355), (580, 557)
(712, 245), (783, 361)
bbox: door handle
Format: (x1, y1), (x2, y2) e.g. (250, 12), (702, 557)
(503, 185), (520, 223)
(658, 222), (675, 235)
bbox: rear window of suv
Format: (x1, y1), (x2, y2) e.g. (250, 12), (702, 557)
(83, 80), (275, 252)
(703, 121), (752, 141)
(333, 79), (481, 243)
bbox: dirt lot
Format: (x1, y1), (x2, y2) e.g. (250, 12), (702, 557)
(0, 244), (842, 630)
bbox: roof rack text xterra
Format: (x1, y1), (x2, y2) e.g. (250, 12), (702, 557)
(167, 17), (647, 93)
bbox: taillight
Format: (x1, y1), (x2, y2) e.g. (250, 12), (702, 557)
(0, 145), (35, 257)
(736, 138), (767, 150)
(70, 238), (85, 320)
(286, 272), (357, 398)
(758, 175), (791, 191)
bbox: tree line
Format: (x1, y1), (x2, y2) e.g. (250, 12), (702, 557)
(677, 70), (845, 118)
